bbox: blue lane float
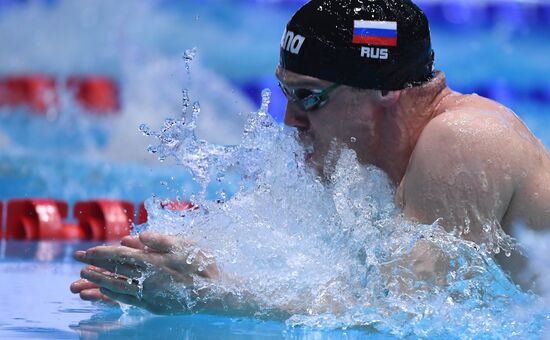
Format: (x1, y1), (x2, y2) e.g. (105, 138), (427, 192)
(418, 1), (550, 28)
(2, 0), (550, 27)
(237, 80), (550, 123)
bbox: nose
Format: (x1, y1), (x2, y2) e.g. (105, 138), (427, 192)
(283, 102), (310, 130)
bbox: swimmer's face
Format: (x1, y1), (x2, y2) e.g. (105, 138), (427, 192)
(276, 66), (384, 177)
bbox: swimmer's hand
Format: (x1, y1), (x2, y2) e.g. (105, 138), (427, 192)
(70, 235), (145, 305)
(70, 231), (221, 315)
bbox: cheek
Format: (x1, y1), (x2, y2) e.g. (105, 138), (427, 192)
(308, 96), (375, 144)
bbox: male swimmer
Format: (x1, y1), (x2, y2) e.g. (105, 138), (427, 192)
(70, 0), (550, 313)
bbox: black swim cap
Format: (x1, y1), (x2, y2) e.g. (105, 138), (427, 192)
(280, 0), (435, 90)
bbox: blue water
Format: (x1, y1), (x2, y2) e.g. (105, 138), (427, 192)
(1, 0), (550, 339)
(0, 242), (386, 339)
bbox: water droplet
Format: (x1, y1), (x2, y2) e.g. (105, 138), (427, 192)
(192, 101), (201, 115)
(182, 89), (190, 116)
(260, 89), (271, 114)
(350, 137), (357, 143)
(164, 118), (176, 129)
(183, 47), (197, 74)
(139, 124), (148, 134)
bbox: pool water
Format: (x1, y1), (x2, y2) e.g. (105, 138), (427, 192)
(0, 242), (386, 339)
(1, 0), (550, 339)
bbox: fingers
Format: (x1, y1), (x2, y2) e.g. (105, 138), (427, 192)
(139, 231), (191, 253)
(99, 287), (146, 309)
(79, 288), (117, 305)
(70, 279), (117, 305)
(77, 263), (143, 282)
(121, 235), (146, 250)
(74, 246), (148, 268)
(80, 266), (141, 297)
(70, 278), (99, 293)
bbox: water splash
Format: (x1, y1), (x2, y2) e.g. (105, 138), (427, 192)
(139, 70), (547, 338)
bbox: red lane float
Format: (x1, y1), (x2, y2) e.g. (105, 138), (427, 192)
(6, 199), (70, 240)
(137, 200), (195, 224)
(1, 198), (195, 240)
(67, 76), (119, 114)
(73, 200), (134, 241)
(0, 75), (58, 113)
(61, 223), (87, 240)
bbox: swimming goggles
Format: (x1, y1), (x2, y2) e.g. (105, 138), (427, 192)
(278, 82), (340, 111)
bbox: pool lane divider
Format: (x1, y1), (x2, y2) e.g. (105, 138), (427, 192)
(0, 74), (120, 115)
(73, 200), (135, 241)
(239, 78), (550, 124)
(0, 201), (3, 239)
(6, 199), (70, 240)
(240, 0), (550, 28)
(66, 76), (120, 114)
(136, 200), (196, 225)
(0, 198), (193, 241)
(0, 75), (57, 113)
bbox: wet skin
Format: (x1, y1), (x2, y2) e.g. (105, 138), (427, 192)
(71, 68), (550, 311)
(71, 232), (224, 314)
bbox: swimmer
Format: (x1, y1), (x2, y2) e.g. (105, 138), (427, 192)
(70, 0), (550, 313)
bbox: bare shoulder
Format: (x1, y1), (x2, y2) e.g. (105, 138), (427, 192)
(417, 98), (534, 162)
(410, 95), (540, 178)
(398, 97), (531, 235)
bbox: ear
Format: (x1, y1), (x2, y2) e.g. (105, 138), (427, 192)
(378, 90), (401, 107)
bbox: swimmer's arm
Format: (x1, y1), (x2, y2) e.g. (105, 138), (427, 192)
(71, 232), (260, 316)
(379, 237), (451, 293)
(72, 232), (349, 317)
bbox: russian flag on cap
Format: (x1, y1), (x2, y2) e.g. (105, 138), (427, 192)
(352, 20), (397, 47)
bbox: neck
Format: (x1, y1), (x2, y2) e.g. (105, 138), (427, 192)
(377, 71), (453, 184)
